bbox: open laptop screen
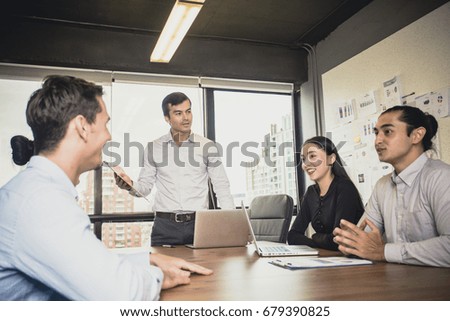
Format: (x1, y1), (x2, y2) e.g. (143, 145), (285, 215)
(186, 209), (249, 249)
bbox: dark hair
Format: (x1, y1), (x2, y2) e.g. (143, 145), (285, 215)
(302, 136), (351, 180)
(11, 135), (34, 166)
(11, 75), (103, 165)
(161, 92), (191, 117)
(381, 105), (438, 151)
(303, 136), (364, 208)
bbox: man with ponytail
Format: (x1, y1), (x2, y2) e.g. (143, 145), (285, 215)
(0, 75), (211, 300)
(334, 105), (450, 267)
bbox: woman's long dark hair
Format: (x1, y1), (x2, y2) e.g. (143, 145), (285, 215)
(303, 136), (351, 180)
(303, 136), (364, 206)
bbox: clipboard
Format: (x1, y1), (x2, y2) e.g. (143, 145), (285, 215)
(269, 256), (373, 270)
(102, 161), (151, 204)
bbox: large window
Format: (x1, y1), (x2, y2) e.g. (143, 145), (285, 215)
(0, 72), (299, 213)
(0, 65), (297, 248)
(102, 81), (203, 213)
(0, 78), (94, 213)
(0, 66), (300, 248)
(213, 90), (298, 207)
(0, 78), (37, 185)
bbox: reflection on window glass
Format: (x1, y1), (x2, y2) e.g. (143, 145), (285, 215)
(1, 75), (298, 215)
(76, 171), (95, 214)
(0, 78), (94, 212)
(102, 82), (203, 213)
(101, 222), (153, 248)
(69, 85), (112, 215)
(0, 79), (38, 186)
(214, 91), (297, 207)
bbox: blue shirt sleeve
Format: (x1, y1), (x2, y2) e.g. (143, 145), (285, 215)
(14, 187), (163, 300)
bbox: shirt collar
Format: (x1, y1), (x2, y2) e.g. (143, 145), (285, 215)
(391, 152), (428, 187)
(28, 155), (79, 200)
(163, 131), (196, 143)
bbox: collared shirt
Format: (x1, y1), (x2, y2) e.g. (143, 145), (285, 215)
(0, 156), (163, 300)
(133, 132), (234, 212)
(365, 153), (450, 267)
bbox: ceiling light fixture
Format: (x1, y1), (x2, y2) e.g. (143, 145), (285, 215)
(150, 0), (205, 63)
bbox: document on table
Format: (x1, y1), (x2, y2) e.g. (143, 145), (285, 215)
(269, 256), (373, 270)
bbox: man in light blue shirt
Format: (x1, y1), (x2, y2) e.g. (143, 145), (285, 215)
(334, 106), (450, 267)
(0, 75), (212, 300)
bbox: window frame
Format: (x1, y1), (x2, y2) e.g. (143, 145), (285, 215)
(0, 63), (305, 241)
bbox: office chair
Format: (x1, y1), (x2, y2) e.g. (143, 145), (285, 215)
(248, 194), (294, 243)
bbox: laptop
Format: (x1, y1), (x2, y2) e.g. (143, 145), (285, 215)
(242, 201), (318, 257)
(186, 209), (249, 249)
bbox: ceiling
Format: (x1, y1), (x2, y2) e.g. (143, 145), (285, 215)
(4, 0), (372, 48)
(1, 0), (446, 84)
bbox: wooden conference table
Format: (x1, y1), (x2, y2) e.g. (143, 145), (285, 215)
(153, 245), (450, 301)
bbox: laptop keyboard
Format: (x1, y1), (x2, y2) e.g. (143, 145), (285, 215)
(263, 246), (290, 253)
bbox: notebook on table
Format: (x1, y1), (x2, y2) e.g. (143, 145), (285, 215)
(185, 208), (249, 249)
(242, 201), (318, 257)
(269, 256), (373, 270)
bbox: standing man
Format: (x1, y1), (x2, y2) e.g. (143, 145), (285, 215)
(0, 76), (212, 300)
(333, 105), (450, 267)
(115, 92), (234, 245)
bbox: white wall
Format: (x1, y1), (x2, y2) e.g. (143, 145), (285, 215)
(322, 2), (450, 162)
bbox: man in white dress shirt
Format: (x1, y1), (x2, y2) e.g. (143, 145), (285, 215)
(115, 92), (234, 245)
(0, 76), (212, 300)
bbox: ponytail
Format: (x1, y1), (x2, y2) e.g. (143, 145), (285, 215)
(381, 105), (438, 151)
(11, 135), (34, 165)
(423, 113), (438, 151)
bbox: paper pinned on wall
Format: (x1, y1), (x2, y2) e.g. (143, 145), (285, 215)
(335, 99), (355, 124)
(383, 76), (402, 108)
(329, 122), (354, 155)
(416, 92), (434, 116)
(431, 88), (450, 118)
(416, 87), (450, 118)
(355, 91), (378, 117)
(352, 115), (378, 147)
(353, 146), (378, 204)
(401, 92), (417, 106)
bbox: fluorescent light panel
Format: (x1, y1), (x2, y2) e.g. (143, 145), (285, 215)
(150, 0), (205, 63)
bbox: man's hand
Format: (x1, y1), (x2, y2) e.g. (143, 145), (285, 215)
(112, 166), (133, 191)
(150, 253), (213, 289)
(333, 219), (386, 261)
